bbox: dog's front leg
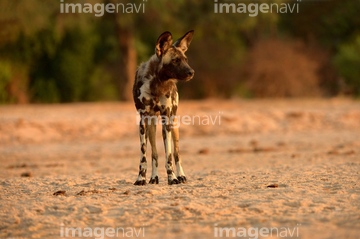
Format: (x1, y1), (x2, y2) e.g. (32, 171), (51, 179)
(134, 115), (148, 185)
(148, 117), (159, 184)
(171, 117), (187, 183)
(161, 113), (180, 185)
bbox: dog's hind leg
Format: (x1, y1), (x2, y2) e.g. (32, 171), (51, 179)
(171, 119), (187, 183)
(134, 115), (148, 185)
(148, 117), (159, 184)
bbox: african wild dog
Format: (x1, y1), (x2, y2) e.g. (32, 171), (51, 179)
(133, 30), (195, 185)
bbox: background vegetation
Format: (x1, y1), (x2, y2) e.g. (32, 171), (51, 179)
(0, 0), (359, 103)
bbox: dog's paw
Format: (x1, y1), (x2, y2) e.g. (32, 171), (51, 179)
(149, 176), (159, 184)
(168, 178), (180, 185)
(134, 179), (146, 186)
(177, 175), (187, 183)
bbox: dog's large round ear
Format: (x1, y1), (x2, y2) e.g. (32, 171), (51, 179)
(155, 31), (173, 58)
(173, 30), (194, 53)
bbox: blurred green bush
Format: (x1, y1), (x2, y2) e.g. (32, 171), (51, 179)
(334, 36), (360, 96)
(0, 60), (11, 103)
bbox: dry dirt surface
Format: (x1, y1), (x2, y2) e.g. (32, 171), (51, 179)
(0, 98), (359, 239)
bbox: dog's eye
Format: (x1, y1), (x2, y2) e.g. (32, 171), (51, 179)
(172, 58), (180, 64)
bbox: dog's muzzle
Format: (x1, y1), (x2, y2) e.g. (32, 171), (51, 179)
(185, 69), (195, 81)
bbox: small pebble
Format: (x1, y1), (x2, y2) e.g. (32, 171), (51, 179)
(21, 172), (32, 177)
(53, 190), (66, 196)
(198, 148), (209, 154)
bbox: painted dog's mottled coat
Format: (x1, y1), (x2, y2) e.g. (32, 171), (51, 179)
(133, 30), (194, 185)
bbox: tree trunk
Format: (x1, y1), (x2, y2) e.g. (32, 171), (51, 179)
(118, 28), (137, 101)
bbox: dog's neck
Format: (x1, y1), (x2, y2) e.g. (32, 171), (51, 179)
(150, 76), (177, 97)
(144, 55), (177, 97)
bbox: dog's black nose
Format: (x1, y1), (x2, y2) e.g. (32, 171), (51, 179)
(187, 69), (195, 77)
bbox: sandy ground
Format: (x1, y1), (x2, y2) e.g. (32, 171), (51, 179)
(0, 98), (359, 239)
